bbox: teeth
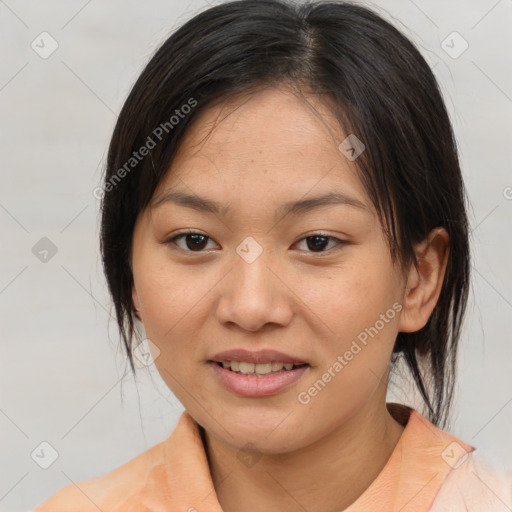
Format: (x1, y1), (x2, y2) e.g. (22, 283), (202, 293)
(239, 362), (255, 374)
(217, 361), (303, 375)
(255, 363), (272, 374)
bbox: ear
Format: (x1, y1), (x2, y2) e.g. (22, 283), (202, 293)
(132, 285), (142, 321)
(398, 227), (450, 333)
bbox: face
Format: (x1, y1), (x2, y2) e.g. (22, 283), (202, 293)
(131, 85), (408, 453)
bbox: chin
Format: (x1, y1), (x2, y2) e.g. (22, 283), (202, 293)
(208, 410), (307, 453)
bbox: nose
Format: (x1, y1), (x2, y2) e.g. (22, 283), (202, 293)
(214, 245), (294, 332)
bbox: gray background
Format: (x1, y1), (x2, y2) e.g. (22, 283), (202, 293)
(1, 0), (511, 510)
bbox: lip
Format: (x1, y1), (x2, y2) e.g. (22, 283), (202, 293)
(208, 361), (310, 397)
(209, 348), (307, 365)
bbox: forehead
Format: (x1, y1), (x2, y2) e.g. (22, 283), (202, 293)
(153, 86), (370, 210)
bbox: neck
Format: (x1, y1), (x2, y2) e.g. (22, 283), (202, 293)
(203, 401), (406, 512)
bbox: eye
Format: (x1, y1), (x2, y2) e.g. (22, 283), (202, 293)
(294, 233), (345, 253)
(166, 231), (218, 252)
(165, 231), (345, 254)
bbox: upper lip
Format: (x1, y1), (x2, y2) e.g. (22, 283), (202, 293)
(209, 349), (308, 365)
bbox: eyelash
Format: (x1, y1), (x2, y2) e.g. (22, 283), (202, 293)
(164, 230), (346, 255)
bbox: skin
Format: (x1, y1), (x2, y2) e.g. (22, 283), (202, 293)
(130, 85), (449, 512)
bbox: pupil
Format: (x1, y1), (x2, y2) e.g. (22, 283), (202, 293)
(186, 234), (208, 251)
(307, 236), (328, 251)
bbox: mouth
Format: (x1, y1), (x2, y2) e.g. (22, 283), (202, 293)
(207, 360), (310, 397)
(210, 360), (310, 376)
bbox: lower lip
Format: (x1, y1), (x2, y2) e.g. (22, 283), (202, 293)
(208, 362), (309, 398)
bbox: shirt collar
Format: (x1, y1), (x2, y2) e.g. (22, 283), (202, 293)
(346, 403), (475, 511)
(159, 403), (474, 512)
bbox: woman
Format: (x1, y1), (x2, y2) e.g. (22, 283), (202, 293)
(34, 0), (512, 510)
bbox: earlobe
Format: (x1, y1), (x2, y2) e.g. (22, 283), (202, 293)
(398, 227), (450, 333)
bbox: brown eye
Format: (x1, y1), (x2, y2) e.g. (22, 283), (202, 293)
(295, 234), (345, 253)
(306, 235), (330, 252)
(166, 232), (216, 252)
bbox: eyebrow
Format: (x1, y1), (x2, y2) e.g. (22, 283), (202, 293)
(151, 190), (369, 220)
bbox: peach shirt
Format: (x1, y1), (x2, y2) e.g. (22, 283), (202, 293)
(34, 403), (512, 511)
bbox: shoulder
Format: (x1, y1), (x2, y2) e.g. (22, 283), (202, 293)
(430, 453), (512, 511)
(32, 440), (169, 512)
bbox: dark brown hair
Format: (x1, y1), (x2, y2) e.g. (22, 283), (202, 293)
(99, 0), (470, 428)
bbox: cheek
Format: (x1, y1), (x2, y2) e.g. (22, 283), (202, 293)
(133, 263), (203, 377)
(295, 257), (400, 343)
(294, 257), (401, 392)
(137, 265), (206, 403)
(134, 251), (211, 338)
